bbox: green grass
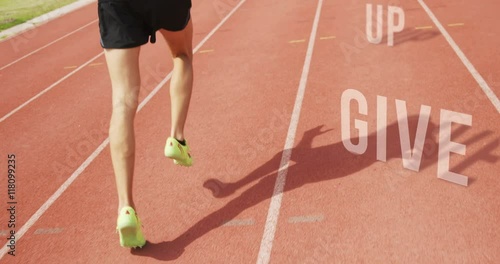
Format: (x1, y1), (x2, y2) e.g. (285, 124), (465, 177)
(0, 0), (78, 31)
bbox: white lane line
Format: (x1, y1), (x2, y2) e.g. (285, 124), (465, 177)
(0, 0), (249, 259)
(223, 218), (255, 227)
(256, 0), (323, 263)
(0, 51), (104, 123)
(0, 19), (98, 71)
(288, 214), (324, 224)
(418, 0), (500, 113)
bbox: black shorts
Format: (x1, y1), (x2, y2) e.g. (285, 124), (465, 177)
(98, 0), (192, 49)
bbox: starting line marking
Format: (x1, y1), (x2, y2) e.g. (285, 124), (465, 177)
(64, 62), (103, 69)
(288, 214), (324, 223)
(199, 49), (214, 53)
(319, 36), (336, 40)
(289, 39), (306, 43)
(223, 218), (255, 227)
(34, 228), (63, 235)
(415, 25), (433, 30)
(415, 23), (465, 30)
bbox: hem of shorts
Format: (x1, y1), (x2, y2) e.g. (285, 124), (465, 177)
(159, 12), (191, 32)
(101, 40), (149, 49)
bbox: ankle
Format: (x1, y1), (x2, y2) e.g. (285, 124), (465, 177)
(172, 135), (184, 141)
(118, 203), (135, 214)
(176, 138), (186, 146)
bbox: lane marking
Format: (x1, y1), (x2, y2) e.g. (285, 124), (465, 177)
(88, 62), (103, 67)
(0, 0), (250, 259)
(34, 228), (63, 235)
(198, 49), (214, 53)
(288, 214), (324, 223)
(418, 0), (500, 113)
(223, 218), (255, 227)
(448, 23), (464, 27)
(256, 0), (323, 263)
(415, 25), (433, 30)
(0, 19), (98, 71)
(64, 66), (77, 69)
(0, 0), (96, 41)
(289, 39), (306, 43)
(319, 36), (336, 40)
(0, 52), (104, 123)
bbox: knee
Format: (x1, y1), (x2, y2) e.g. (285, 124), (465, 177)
(171, 51), (192, 62)
(112, 92), (139, 114)
(108, 131), (135, 158)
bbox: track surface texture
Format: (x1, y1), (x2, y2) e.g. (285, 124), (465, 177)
(0, 0), (499, 263)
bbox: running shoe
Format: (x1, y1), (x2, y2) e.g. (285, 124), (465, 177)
(116, 206), (146, 249)
(164, 137), (193, 167)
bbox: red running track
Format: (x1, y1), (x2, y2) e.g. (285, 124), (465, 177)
(0, 0), (499, 263)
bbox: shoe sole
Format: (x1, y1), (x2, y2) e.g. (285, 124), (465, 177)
(118, 226), (146, 248)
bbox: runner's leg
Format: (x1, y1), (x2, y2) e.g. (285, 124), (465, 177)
(104, 47), (141, 214)
(160, 18), (194, 141)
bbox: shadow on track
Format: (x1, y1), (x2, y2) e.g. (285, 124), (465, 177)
(132, 115), (498, 260)
(382, 28), (441, 46)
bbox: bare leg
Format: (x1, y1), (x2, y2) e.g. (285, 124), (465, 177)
(104, 47), (141, 214)
(160, 19), (194, 141)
